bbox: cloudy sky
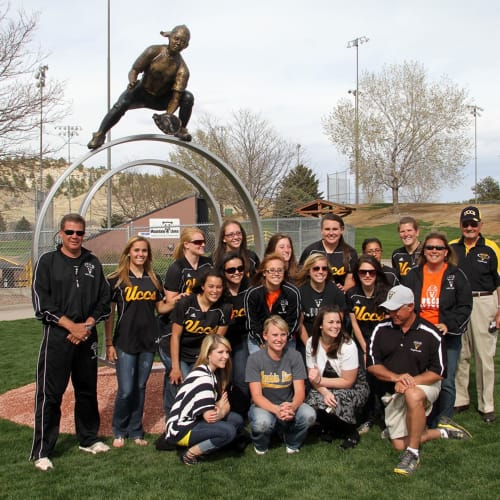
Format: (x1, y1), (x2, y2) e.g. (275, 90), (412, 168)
(17, 0), (500, 203)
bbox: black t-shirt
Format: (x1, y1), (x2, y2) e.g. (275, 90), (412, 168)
(226, 278), (249, 347)
(164, 255), (212, 294)
(346, 285), (386, 341)
(299, 281), (347, 337)
(170, 293), (232, 363)
(109, 273), (164, 353)
(299, 240), (358, 286)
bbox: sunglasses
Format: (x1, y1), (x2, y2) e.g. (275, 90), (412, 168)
(424, 245), (446, 251)
(312, 266), (329, 272)
(224, 265), (245, 274)
(63, 229), (85, 236)
(190, 239), (206, 246)
(358, 269), (376, 277)
(461, 220), (479, 228)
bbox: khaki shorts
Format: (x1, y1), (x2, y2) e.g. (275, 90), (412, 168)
(384, 381), (441, 440)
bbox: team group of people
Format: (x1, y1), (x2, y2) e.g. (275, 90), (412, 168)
(30, 207), (500, 476)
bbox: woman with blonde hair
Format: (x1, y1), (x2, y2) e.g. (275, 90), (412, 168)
(296, 254), (347, 356)
(164, 334), (244, 465)
(159, 227), (212, 413)
(105, 236), (169, 447)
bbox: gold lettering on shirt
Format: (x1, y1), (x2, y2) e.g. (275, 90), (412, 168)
(124, 286), (157, 302)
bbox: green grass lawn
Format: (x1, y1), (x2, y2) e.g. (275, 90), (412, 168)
(354, 223), (462, 256)
(1, 319), (499, 499)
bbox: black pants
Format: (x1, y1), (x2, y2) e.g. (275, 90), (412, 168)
(95, 82), (194, 136)
(30, 324), (100, 460)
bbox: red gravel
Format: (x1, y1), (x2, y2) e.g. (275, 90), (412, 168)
(0, 365), (166, 436)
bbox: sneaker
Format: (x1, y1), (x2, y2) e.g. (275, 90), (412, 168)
(438, 416), (472, 439)
(357, 421), (373, 435)
(34, 457), (53, 471)
(79, 441), (110, 454)
(285, 446), (300, 454)
(393, 449), (419, 476)
(340, 432), (360, 450)
(253, 446), (267, 456)
(479, 411), (496, 423)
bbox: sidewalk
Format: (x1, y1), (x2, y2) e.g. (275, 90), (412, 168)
(0, 288), (34, 321)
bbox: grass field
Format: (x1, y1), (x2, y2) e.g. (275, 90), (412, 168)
(1, 319), (499, 499)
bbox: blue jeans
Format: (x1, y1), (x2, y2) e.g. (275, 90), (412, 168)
(188, 411), (244, 453)
(428, 334), (462, 427)
(112, 348), (154, 439)
(248, 403), (316, 451)
(158, 342), (192, 418)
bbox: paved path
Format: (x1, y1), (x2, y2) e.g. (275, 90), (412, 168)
(0, 303), (35, 321)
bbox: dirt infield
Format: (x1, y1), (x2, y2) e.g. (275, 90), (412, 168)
(0, 365), (166, 437)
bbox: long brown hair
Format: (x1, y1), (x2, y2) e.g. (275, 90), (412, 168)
(264, 233), (299, 281)
(108, 236), (162, 290)
(251, 253), (286, 286)
(310, 305), (350, 359)
(212, 219), (252, 272)
(321, 213), (352, 271)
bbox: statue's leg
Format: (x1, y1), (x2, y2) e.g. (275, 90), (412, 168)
(178, 91), (194, 127)
(88, 87), (141, 149)
(175, 91), (194, 141)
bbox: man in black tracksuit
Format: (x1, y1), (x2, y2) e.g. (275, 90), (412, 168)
(30, 214), (111, 471)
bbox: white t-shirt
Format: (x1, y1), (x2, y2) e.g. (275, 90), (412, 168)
(306, 337), (359, 376)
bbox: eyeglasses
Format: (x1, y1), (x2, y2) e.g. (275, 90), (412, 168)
(462, 220), (479, 228)
(224, 231), (242, 239)
(358, 269), (376, 277)
(311, 266), (329, 272)
(265, 268), (284, 275)
(224, 265), (244, 274)
(366, 249), (382, 254)
(63, 229), (85, 237)
(190, 239), (206, 246)
(424, 245), (446, 251)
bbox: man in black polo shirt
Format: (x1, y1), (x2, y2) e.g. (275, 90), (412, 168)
(450, 206), (500, 423)
(367, 285), (471, 476)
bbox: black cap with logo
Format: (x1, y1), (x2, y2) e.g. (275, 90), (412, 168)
(460, 206), (481, 223)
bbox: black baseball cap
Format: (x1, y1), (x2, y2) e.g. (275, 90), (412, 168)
(460, 206), (481, 223)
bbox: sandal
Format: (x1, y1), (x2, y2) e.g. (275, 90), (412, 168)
(133, 438), (148, 446)
(181, 450), (201, 466)
(113, 437), (125, 448)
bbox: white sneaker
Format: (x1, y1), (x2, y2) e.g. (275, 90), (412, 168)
(79, 441), (110, 454)
(253, 446), (267, 456)
(286, 446), (300, 454)
(34, 457), (53, 471)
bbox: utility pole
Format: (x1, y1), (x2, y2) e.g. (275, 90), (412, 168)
(347, 36), (369, 204)
(467, 104), (483, 204)
(35, 65), (48, 221)
(56, 125), (82, 212)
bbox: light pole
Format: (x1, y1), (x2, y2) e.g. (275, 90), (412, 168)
(296, 144), (301, 167)
(468, 104), (483, 203)
(56, 125), (82, 211)
(34, 65), (48, 220)
(347, 36), (369, 205)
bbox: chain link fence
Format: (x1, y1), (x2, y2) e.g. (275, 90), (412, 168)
(0, 218), (355, 287)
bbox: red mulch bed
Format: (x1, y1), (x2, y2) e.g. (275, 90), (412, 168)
(0, 364), (166, 436)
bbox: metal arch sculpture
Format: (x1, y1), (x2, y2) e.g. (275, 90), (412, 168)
(32, 134), (264, 261)
(79, 159), (222, 227)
